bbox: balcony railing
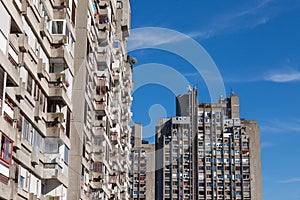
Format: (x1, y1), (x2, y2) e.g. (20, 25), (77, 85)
(51, 0), (69, 8)
(49, 86), (72, 108)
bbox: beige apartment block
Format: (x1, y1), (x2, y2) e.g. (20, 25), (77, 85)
(156, 89), (262, 200)
(131, 123), (155, 200)
(0, 0), (133, 200)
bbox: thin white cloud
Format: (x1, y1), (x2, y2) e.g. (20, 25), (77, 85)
(260, 142), (276, 149)
(279, 177), (300, 184)
(190, 0), (299, 40)
(261, 119), (300, 134)
(265, 71), (300, 82)
(128, 30), (188, 50)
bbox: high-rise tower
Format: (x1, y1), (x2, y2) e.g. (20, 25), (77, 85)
(156, 90), (262, 200)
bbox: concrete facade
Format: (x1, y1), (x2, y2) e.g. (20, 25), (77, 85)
(156, 90), (262, 200)
(131, 123), (155, 200)
(0, 0), (133, 200)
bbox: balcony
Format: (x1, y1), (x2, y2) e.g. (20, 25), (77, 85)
(94, 93), (106, 102)
(90, 152), (105, 162)
(93, 101), (107, 114)
(120, 0), (130, 38)
(89, 171), (104, 181)
(49, 86), (72, 108)
(109, 175), (118, 186)
(46, 112), (64, 123)
(43, 168), (68, 186)
(90, 180), (105, 190)
(18, 33), (28, 52)
(52, 35), (68, 45)
(110, 131), (118, 145)
(98, 30), (109, 47)
(53, 8), (68, 20)
(51, 0), (69, 8)
(43, 153), (68, 185)
(51, 46), (73, 70)
(94, 76), (107, 86)
(93, 145), (104, 153)
(112, 72), (120, 82)
(96, 53), (110, 68)
(92, 126), (106, 137)
(93, 117), (106, 128)
(46, 124), (70, 148)
(49, 73), (66, 83)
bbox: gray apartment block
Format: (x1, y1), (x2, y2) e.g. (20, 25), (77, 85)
(0, 0), (133, 199)
(131, 123), (155, 200)
(156, 90), (262, 200)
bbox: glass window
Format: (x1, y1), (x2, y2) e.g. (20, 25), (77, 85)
(44, 138), (59, 153)
(51, 20), (65, 34)
(1, 134), (13, 165)
(93, 162), (102, 172)
(23, 118), (30, 141)
(27, 73), (33, 94)
(32, 128), (43, 151)
(64, 146), (69, 165)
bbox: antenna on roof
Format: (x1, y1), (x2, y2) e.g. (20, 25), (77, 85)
(230, 87), (234, 95)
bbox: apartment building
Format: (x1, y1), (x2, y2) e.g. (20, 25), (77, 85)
(130, 123), (155, 200)
(69, 0), (133, 199)
(155, 89), (262, 200)
(0, 0), (132, 199)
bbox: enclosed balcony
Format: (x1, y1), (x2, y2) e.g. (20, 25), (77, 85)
(43, 167), (68, 187)
(46, 124), (70, 148)
(51, 46), (73, 71)
(92, 126), (106, 137)
(94, 115), (106, 128)
(89, 171), (104, 182)
(98, 30), (109, 47)
(96, 52), (110, 68)
(49, 86), (72, 108)
(46, 112), (64, 123)
(110, 128), (119, 145)
(90, 152), (105, 163)
(43, 153), (69, 186)
(51, 0), (69, 8)
(93, 101), (107, 115)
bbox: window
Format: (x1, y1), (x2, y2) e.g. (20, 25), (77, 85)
(27, 73), (33, 94)
(31, 128), (43, 151)
(51, 20), (65, 34)
(96, 85), (107, 95)
(242, 142), (249, 148)
(236, 174), (242, 179)
(44, 138), (59, 153)
(64, 146), (69, 165)
(93, 162), (102, 172)
(19, 175), (25, 188)
(1, 133), (13, 165)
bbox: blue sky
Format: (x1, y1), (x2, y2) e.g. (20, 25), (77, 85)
(128, 0), (300, 199)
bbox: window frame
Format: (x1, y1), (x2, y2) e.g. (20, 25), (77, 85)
(1, 133), (13, 165)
